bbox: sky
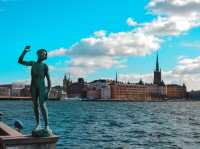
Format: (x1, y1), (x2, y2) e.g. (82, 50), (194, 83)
(1, 0), (200, 91)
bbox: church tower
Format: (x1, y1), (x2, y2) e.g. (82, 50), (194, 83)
(115, 72), (118, 83)
(63, 74), (67, 92)
(63, 73), (71, 92)
(153, 53), (161, 85)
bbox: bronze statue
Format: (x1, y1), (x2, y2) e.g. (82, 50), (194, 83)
(18, 45), (52, 137)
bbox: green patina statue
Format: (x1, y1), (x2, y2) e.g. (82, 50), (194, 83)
(18, 45), (52, 137)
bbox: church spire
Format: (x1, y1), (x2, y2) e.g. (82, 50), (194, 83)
(64, 73), (67, 81)
(154, 53), (162, 85)
(115, 72), (118, 83)
(156, 53), (159, 71)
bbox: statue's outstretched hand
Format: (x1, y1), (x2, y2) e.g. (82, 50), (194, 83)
(24, 45), (31, 52)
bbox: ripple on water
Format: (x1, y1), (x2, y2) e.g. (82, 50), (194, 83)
(1, 100), (200, 148)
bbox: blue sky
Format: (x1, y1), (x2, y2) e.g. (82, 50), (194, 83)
(1, 0), (200, 90)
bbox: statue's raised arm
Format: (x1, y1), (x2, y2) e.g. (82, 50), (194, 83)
(18, 45), (34, 66)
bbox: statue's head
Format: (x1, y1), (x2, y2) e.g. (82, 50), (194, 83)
(37, 49), (47, 61)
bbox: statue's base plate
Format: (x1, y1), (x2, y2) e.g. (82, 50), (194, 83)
(32, 129), (52, 137)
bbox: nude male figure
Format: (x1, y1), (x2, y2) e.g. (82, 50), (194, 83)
(18, 45), (52, 135)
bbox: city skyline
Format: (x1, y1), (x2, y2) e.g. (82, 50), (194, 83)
(1, 0), (200, 91)
(0, 54), (186, 86)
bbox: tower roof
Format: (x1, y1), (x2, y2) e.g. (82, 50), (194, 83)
(115, 72), (118, 83)
(156, 53), (159, 71)
(64, 73), (67, 80)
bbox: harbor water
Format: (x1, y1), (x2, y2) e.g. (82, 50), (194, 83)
(1, 100), (200, 149)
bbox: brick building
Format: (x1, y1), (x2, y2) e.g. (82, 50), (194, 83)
(166, 84), (187, 99)
(110, 83), (149, 100)
(67, 78), (87, 98)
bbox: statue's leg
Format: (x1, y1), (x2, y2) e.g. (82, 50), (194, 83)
(31, 87), (40, 130)
(38, 87), (49, 129)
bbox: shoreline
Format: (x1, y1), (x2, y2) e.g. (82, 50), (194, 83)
(81, 99), (200, 102)
(0, 96), (199, 102)
(0, 96), (60, 101)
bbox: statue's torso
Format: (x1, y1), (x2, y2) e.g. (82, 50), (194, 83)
(31, 62), (47, 88)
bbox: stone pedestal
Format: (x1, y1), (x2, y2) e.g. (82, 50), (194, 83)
(0, 122), (59, 149)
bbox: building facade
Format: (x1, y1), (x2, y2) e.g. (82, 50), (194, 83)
(89, 79), (111, 99)
(49, 86), (63, 99)
(86, 86), (101, 100)
(166, 84), (187, 99)
(0, 87), (11, 96)
(110, 83), (150, 100)
(20, 85), (31, 97)
(67, 78), (87, 98)
(147, 84), (166, 99)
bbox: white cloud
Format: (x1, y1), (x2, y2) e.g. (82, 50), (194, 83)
(148, 0), (200, 17)
(94, 30), (106, 38)
(127, 17), (138, 26)
(137, 16), (196, 36)
(66, 31), (160, 57)
(69, 56), (119, 68)
(68, 56), (127, 77)
(174, 56), (200, 75)
(145, 0), (200, 37)
(13, 79), (30, 85)
(48, 48), (66, 57)
(49, 30), (161, 76)
(166, 56), (200, 90)
(177, 55), (187, 60)
(182, 41), (200, 49)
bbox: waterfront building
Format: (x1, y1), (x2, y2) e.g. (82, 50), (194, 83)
(49, 86), (63, 100)
(109, 54), (187, 100)
(0, 84), (31, 97)
(166, 84), (187, 99)
(146, 84), (166, 99)
(101, 85), (111, 99)
(20, 85), (31, 97)
(110, 83), (150, 100)
(89, 79), (112, 99)
(67, 78), (87, 98)
(86, 86), (101, 100)
(11, 84), (24, 97)
(0, 84), (12, 96)
(0, 87), (11, 96)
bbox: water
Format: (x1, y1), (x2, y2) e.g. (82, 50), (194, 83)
(1, 100), (200, 149)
